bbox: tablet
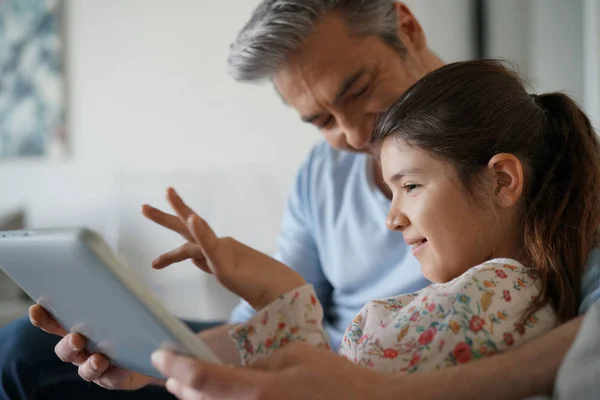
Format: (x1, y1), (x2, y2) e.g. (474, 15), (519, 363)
(0, 228), (222, 379)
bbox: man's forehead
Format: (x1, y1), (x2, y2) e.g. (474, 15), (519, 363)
(273, 61), (363, 107)
(271, 14), (373, 106)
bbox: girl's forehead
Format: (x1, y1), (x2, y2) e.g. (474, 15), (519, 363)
(380, 140), (457, 181)
(380, 140), (431, 167)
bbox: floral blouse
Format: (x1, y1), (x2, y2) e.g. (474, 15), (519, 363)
(229, 258), (557, 373)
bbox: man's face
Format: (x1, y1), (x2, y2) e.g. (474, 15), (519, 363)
(273, 12), (426, 153)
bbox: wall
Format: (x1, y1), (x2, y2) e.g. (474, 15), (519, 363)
(485, 0), (591, 112)
(405, 0), (475, 62)
(528, 0), (584, 102)
(0, 0), (321, 240)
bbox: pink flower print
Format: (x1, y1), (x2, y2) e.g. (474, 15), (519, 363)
(244, 339), (254, 355)
(409, 353), (421, 367)
(453, 342), (472, 363)
(469, 316), (485, 333)
(383, 348), (399, 359)
(418, 327), (437, 345)
(495, 269), (508, 279)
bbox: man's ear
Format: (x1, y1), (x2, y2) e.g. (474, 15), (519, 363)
(486, 153), (525, 208)
(394, 2), (427, 52)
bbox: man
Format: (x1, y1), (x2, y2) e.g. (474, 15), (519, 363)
(1, 1), (599, 399)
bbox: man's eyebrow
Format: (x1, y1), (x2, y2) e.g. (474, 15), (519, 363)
(300, 69), (367, 123)
(301, 113), (322, 124)
(333, 68), (367, 104)
(389, 168), (424, 183)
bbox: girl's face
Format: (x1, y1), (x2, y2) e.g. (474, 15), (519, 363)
(380, 139), (522, 283)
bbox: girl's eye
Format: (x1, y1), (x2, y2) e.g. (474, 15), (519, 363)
(404, 184), (420, 193)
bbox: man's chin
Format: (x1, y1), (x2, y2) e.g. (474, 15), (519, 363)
(338, 145), (374, 155)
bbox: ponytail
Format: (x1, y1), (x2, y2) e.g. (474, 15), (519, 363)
(524, 92), (600, 323)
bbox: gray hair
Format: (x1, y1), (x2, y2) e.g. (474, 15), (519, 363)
(228, 0), (405, 82)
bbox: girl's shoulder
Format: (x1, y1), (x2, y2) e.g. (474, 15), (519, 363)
(434, 258), (539, 294)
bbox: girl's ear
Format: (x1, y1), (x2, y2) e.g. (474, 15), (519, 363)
(486, 153), (525, 208)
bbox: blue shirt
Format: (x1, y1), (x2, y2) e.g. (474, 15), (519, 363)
(229, 141), (600, 350)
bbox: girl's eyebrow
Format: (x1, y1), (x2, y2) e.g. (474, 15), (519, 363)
(389, 168), (424, 183)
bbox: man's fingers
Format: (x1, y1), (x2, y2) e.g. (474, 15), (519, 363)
(54, 333), (88, 363)
(141, 204), (193, 241)
(165, 379), (203, 400)
(152, 350), (207, 388)
(94, 367), (155, 391)
(29, 305), (68, 336)
(167, 187), (196, 222)
(78, 353), (110, 382)
(94, 367), (136, 390)
(152, 350), (266, 397)
(151, 242), (207, 270)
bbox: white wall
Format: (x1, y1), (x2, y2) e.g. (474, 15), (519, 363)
(584, 0), (600, 128)
(528, 0), (585, 103)
(0, 0), (321, 238)
(485, 0), (531, 79)
(0, 0), (319, 253)
(485, 0), (590, 109)
(405, 0), (475, 62)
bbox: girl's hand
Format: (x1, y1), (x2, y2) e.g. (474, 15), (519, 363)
(143, 188), (306, 310)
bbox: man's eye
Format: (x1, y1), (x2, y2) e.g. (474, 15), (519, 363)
(351, 83), (370, 99)
(319, 117), (334, 129)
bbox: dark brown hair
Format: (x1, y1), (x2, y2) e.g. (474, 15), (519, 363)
(373, 59), (600, 323)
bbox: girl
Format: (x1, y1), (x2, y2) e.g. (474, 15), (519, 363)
(157, 59), (600, 373)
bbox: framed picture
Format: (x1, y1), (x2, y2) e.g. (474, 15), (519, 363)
(0, 0), (67, 159)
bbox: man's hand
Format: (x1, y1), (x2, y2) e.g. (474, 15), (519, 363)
(29, 305), (158, 390)
(151, 342), (391, 400)
(143, 188), (306, 310)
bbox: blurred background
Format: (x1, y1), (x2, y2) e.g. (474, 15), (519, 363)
(1, 0), (599, 326)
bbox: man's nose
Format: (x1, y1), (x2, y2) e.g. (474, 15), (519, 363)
(342, 114), (377, 150)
